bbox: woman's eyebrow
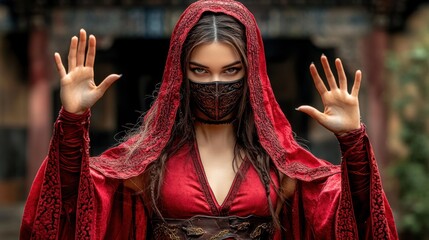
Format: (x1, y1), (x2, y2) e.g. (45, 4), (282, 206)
(189, 62), (208, 68)
(189, 60), (242, 69)
(222, 61), (242, 69)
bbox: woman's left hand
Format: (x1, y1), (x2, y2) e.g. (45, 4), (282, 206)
(296, 55), (362, 135)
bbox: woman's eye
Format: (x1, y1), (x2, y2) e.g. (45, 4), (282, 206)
(191, 68), (207, 74)
(225, 67), (241, 75)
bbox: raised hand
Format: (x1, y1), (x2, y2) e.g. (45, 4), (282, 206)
(54, 29), (121, 114)
(297, 55), (362, 135)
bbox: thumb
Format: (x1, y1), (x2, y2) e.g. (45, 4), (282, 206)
(98, 74), (122, 94)
(296, 105), (324, 121)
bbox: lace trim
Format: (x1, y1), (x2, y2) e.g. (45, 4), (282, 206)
(191, 142), (219, 215)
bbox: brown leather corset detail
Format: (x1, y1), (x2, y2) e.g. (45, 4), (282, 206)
(150, 215), (274, 240)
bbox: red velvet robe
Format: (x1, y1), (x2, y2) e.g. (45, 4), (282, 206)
(20, 0), (398, 239)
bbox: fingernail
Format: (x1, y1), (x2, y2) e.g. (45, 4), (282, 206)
(295, 107), (300, 111)
(118, 74), (123, 78)
(321, 53), (325, 57)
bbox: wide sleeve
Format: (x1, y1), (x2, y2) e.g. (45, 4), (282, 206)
(336, 124), (371, 235)
(20, 108), (148, 240)
(285, 124), (398, 239)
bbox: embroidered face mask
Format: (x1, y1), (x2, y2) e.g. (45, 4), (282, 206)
(189, 78), (244, 123)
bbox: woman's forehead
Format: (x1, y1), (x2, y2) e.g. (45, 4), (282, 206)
(189, 42), (241, 67)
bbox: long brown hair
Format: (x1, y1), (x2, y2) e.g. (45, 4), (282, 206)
(141, 12), (282, 226)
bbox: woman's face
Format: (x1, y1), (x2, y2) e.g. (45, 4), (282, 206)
(187, 42), (245, 83)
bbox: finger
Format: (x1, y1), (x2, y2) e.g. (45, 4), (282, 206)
(76, 29), (87, 66)
(335, 58), (347, 91)
(321, 55), (338, 90)
(310, 63), (328, 95)
(296, 105), (325, 122)
(85, 35), (96, 67)
(351, 70), (362, 97)
(54, 52), (67, 79)
(97, 74), (122, 95)
(67, 36), (78, 71)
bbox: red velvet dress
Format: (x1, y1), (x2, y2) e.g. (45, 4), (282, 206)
(20, 108), (397, 239)
(20, 0), (398, 239)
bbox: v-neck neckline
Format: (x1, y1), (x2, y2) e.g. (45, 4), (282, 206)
(191, 141), (250, 216)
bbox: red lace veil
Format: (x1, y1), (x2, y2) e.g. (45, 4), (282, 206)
(90, 0), (339, 180)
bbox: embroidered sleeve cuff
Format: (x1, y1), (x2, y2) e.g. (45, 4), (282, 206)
(56, 107), (90, 173)
(335, 123), (366, 154)
(58, 107), (91, 125)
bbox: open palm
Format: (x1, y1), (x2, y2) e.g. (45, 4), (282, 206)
(297, 55), (362, 135)
(55, 29), (121, 114)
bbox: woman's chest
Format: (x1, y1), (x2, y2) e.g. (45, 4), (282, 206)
(158, 144), (279, 218)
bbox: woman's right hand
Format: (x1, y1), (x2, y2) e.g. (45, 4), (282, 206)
(54, 28), (121, 114)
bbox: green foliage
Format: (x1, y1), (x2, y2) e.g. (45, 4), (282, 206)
(387, 33), (429, 238)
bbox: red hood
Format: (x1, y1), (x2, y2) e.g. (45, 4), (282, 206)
(90, 0), (339, 180)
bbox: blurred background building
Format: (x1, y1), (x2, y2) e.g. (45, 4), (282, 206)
(0, 0), (428, 239)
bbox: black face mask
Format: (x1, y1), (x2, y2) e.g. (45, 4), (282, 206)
(189, 78), (244, 123)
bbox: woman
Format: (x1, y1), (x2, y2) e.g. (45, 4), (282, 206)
(20, 0), (398, 239)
